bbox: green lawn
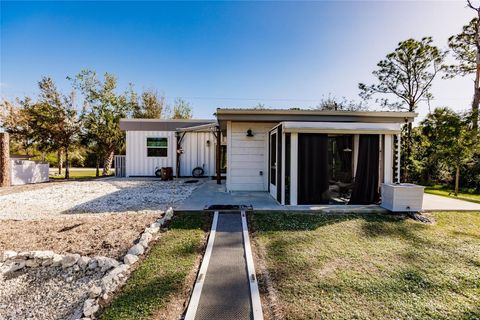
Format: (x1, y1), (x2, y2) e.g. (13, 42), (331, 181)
(251, 212), (480, 320)
(424, 186), (480, 204)
(101, 213), (209, 320)
(49, 168), (113, 180)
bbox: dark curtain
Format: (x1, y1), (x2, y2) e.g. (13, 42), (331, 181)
(298, 133), (330, 204)
(349, 135), (380, 204)
(336, 135), (353, 177)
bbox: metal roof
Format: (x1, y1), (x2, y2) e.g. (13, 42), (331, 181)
(120, 119), (216, 131)
(215, 108), (416, 131)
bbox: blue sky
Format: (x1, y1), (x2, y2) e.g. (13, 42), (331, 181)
(0, 1), (475, 122)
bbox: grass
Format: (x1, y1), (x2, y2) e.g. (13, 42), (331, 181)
(251, 211), (480, 320)
(49, 168), (113, 180)
(424, 185), (480, 204)
(101, 213), (209, 320)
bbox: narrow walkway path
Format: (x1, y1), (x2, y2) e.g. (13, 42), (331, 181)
(185, 211), (263, 320)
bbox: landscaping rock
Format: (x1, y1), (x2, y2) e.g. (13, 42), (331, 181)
(3, 260), (26, 273)
(83, 299), (99, 317)
(17, 251), (32, 259)
(89, 285), (102, 298)
(87, 259), (98, 270)
(124, 254), (139, 265)
(139, 232), (153, 248)
(2, 250), (17, 262)
(77, 256), (91, 270)
(51, 254), (63, 267)
(109, 264), (129, 278)
(127, 244), (144, 256)
(96, 256), (119, 272)
(61, 254), (80, 268)
(25, 259), (40, 268)
(32, 250), (55, 260)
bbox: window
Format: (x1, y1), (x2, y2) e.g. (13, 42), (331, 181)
(147, 137), (168, 157)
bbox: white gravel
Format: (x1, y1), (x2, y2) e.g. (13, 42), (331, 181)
(0, 266), (104, 320)
(0, 178), (204, 220)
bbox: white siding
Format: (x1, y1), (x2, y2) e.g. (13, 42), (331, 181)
(227, 122), (274, 191)
(126, 131), (177, 176)
(125, 130), (216, 177)
(179, 131), (216, 177)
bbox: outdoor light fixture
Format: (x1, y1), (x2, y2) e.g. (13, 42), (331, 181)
(343, 148), (352, 152)
(206, 140), (211, 147)
(246, 129), (254, 137)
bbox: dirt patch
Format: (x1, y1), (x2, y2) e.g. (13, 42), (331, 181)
(249, 230), (283, 320)
(0, 213), (159, 259)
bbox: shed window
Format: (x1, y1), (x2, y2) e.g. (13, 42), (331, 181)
(147, 137), (168, 157)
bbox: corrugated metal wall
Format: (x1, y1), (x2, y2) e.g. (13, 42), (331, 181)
(125, 130), (216, 177)
(126, 131), (177, 176)
(179, 131), (216, 177)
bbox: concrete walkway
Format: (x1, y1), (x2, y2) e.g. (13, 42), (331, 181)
(422, 193), (480, 211)
(194, 213), (253, 320)
(184, 212), (262, 320)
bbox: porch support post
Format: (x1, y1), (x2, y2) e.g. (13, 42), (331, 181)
(281, 131), (286, 205)
(384, 134), (393, 184)
(396, 133), (401, 183)
(290, 133), (298, 205)
(216, 126), (221, 185)
(353, 134), (359, 179)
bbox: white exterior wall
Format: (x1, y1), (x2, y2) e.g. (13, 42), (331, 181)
(126, 131), (177, 176)
(125, 130), (216, 177)
(179, 131), (216, 177)
(227, 121), (273, 191)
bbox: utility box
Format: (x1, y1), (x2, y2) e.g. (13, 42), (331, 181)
(381, 183), (425, 212)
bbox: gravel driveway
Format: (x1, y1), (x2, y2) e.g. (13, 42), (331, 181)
(0, 178), (204, 220)
(0, 178), (204, 258)
(0, 178), (205, 320)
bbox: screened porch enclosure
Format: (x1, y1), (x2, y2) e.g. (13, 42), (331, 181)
(270, 122), (400, 206)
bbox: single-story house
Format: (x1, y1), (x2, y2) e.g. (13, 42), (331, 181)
(119, 108), (416, 206)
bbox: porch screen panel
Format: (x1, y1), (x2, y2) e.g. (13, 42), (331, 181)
(276, 126), (282, 202)
(349, 135), (380, 204)
(298, 133), (329, 204)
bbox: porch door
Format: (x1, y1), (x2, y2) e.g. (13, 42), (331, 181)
(269, 130), (277, 198)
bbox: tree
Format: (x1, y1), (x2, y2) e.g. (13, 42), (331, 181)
(132, 89), (165, 119)
(359, 37), (445, 180)
(446, 4), (479, 131)
(72, 70), (132, 176)
(171, 98), (192, 119)
(0, 98), (37, 156)
(253, 103), (269, 110)
(317, 95), (366, 111)
(419, 107), (474, 196)
(26, 77), (82, 179)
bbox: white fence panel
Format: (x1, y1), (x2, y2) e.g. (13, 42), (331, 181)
(11, 160), (49, 185)
(115, 155), (126, 177)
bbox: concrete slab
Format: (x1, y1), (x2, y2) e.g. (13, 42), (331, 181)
(176, 180), (280, 211)
(422, 193), (480, 212)
(176, 180), (387, 213)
